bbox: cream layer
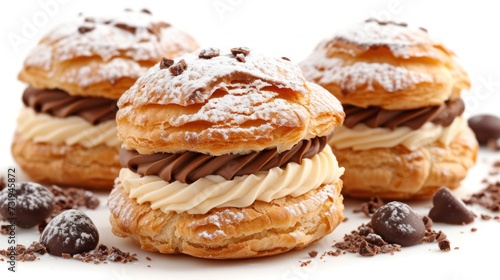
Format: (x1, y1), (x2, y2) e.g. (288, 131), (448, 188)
(118, 145), (344, 214)
(17, 107), (119, 148)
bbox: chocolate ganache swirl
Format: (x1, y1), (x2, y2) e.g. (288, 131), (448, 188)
(120, 135), (329, 184)
(343, 98), (464, 130)
(22, 87), (118, 125)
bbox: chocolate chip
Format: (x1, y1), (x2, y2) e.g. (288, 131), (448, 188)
(438, 239), (451, 251)
(78, 26), (95, 34)
(371, 201), (426, 247)
(231, 47), (250, 56)
(235, 53), (246, 63)
(198, 48), (220, 59)
(0, 182), (55, 228)
(429, 187), (475, 225)
(308, 250), (318, 258)
(40, 209), (99, 256)
(468, 114), (500, 145)
(114, 23), (137, 34)
(169, 59), (187, 76)
(159, 57), (175, 70)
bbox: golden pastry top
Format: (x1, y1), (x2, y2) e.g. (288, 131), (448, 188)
(300, 19), (470, 110)
(117, 47), (344, 155)
(18, 9), (199, 99)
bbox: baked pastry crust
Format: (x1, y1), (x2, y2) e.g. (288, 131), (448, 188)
(11, 133), (120, 190)
(18, 10), (199, 99)
(117, 50), (344, 156)
(332, 126), (478, 200)
(108, 180), (344, 259)
(299, 20), (470, 110)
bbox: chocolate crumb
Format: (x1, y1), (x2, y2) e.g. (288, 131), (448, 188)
(235, 53), (246, 63)
(169, 59), (187, 76)
(0, 224), (10, 235)
(481, 214), (492, 220)
(342, 217), (349, 222)
(62, 253), (71, 259)
(281, 57), (291, 61)
(0, 242), (47, 261)
(231, 47), (250, 57)
(114, 23), (137, 34)
(359, 240), (379, 256)
(419, 27), (428, 32)
(72, 244), (138, 264)
(308, 250), (318, 258)
(471, 227), (477, 232)
(422, 216), (433, 229)
(438, 239), (451, 252)
(146, 256), (152, 261)
(160, 57), (174, 70)
(78, 26), (95, 34)
(353, 197), (384, 217)
(45, 185), (100, 221)
(327, 249), (342, 256)
(300, 260), (311, 267)
(198, 48), (220, 59)
(147, 265), (151, 267)
(463, 179), (500, 213)
(141, 8), (152, 14)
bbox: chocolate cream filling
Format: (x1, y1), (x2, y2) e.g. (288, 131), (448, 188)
(343, 98), (464, 130)
(120, 135), (329, 184)
(22, 87), (118, 125)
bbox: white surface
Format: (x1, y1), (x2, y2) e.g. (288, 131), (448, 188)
(1, 1), (500, 279)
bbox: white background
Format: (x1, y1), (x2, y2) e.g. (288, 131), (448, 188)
(1, 1), (500, 279)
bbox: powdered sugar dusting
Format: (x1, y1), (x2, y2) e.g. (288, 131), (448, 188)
(23, 9), (197, 89)
(382, 202), (416, 233)
(118, 49), (308, 107)
(0, 182), (54, 211)
(189, 209), (246, 240)
(300, 53), (433, 92)
(334, 20), (444, 59)
(40, 209), (98, 250)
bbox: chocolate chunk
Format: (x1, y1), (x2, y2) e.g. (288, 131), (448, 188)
(169, 59), (187, 76)
(429, 187), (475, 225)
(231, 47), (250, 56)
(235, 53), (246, 63)
(438, 239), (451, 251)
(159, 57), (174, 70)
(114, 22), (137, 34)
(371, 201), (426, 247)
(198, 48), (220, 59)
(78, 26), (95, 34)
(0, 182), (55, 228)
(468, 114), (500, 145)
(40, 209), (99, 256)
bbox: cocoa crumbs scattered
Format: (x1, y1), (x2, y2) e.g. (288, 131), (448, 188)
(308, 250), (318, 258)
(463, 173), (500, 213)
(300, 260), (311, 267)
(353, 197), (384, 217)
(73, 244), (138, 264)
(333, 224), (401, 256)
(0, 242), (47, 261)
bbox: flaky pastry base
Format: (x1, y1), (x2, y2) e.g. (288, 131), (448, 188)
(108, 180), (344, 259)
(11, 133), (120, 190)
(332, 126), (478, 200)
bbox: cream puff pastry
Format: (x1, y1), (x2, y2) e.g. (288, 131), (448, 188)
(12, 9), (199, 190)
(108, 47), (346, 259)
(300, 19), (478, 199)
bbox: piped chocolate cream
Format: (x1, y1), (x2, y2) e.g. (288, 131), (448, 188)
(120, 135), (329, 184)
(343, 98), (464, 130)
(22, 87), (118, 125)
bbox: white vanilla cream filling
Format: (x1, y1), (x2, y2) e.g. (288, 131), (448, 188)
(118, 145), (344, 214)
(329, 116), (466, 151)
(16, 107), (119, 148)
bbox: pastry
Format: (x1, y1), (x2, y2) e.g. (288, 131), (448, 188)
(300, 19), (478, 199)
(12, 9), (199, 190)
(108, 47), (346, 259)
